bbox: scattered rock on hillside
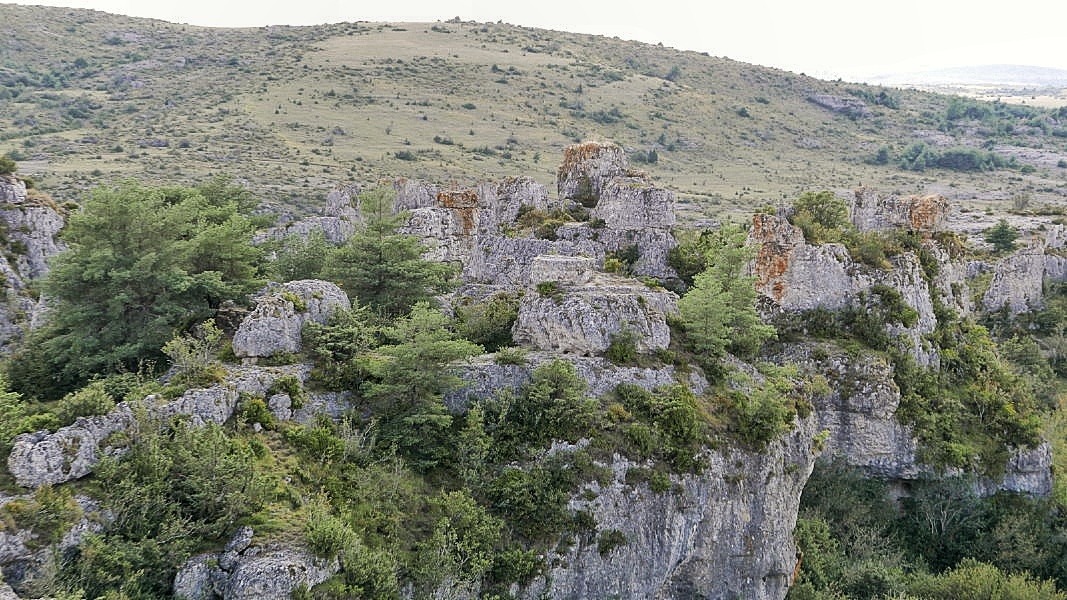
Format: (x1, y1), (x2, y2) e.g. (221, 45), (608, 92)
(807, 94), (870, 118)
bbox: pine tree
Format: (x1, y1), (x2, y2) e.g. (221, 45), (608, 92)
(325, 187), (456, 317)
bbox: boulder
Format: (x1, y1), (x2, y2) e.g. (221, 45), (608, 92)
(593, 177), (675, 231)
(512, 269), (676, 356)
(174, 529), (339, 600)
(556, 142), (628, 203)
(232, 280), (350, 363)
(982, 240), (1047, 314)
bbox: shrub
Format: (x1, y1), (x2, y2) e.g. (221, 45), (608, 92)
(604, 328), (639, 365)
(455, 292), (520, 352)
(0, 155), (16, 175)
(54, 381), (117, 427)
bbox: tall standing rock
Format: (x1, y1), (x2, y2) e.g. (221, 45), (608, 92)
(232, 280), (350, 363)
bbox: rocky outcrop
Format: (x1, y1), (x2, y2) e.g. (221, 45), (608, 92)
(982, 240), (1047, 314)
(445, 352), (708, 412)
(850, 189), (949, 232)
(512, 259), (676, 356)
(524, 417), (819, 600)
(807, 94), (870, 118)
(0, 175), (66, 351)
(0, 495), (104, 595)
(6, 365), (324, 488)
(556, 142), (628, 202)
(232, 280), (350, 363)
(174, 528), (339, 600)
(776, 343), (1053, 495)
(748, 213), (938, 366)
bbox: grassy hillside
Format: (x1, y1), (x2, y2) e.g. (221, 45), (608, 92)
(2, 5), (1067, 222)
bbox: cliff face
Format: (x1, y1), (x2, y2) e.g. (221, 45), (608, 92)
(525, 417), (818, 600)
(0, 175), (65, 350)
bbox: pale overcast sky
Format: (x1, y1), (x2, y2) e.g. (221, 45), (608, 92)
(6, 0), (1067, 81)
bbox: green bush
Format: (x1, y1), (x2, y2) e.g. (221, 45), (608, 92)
(54, 381), (117, 427)
(455, 292), (520, 352)
(0, 155), (16, 175)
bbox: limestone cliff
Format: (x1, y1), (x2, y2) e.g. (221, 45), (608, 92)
(0, 175), (65, 351)
(524, 418), (818, 600)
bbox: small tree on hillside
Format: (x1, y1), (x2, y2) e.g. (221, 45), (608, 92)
(677, 225), (776, 369)
(985, 219), (1019, 253)
(0, 155), (16, 175)
(324, 187), (456, 317)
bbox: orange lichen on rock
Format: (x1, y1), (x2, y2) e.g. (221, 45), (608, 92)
(437, 189), (479, 234)
(559, 141), (615, 170)
(907, 194), (949, 231)
(750, 213), (795, 301)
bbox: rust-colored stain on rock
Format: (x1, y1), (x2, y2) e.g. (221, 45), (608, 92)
(557, 142), (619, 178)
(907, 194), (948, 231)
(750, 213), (793, 301)
(437, 189), (479, 235)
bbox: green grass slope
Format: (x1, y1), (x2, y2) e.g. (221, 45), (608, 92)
(2, 5), (1067, 221)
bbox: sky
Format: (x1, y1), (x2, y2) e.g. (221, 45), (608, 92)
(6, 0), (1067, 81)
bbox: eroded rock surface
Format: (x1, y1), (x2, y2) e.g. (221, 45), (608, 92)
(851, 188), (949, 232)
(524, 417), (819, 600)
(6, 365), (325, 488)
(232, 280), (350, 363)
(513, 260), (676, 356)
(174, 528), (338, 600)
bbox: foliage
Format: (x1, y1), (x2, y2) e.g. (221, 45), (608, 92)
(790, 191), (850, 243)
(269, 230), (333, 282)
(363, 303), (482, 472)
(908, 559), (1067, 600)
(302, 305), (380, 392)
(677, 224), (775, 365)
(604, 328), (639, 365)
(60, 418), (267, 599)
(985, 219), (1020, 253)
(161, 319), (226, 387)
(6, 181), (263, 400)
(0, 484), (83, 549)
(324, 187), (456, 318)
(53, 380), (117, 428)
(614, 383), (708, 471)
(454, 292), (520, 352)
(0, 154), (16, 175)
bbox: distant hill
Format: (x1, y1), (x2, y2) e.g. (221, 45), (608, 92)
(868, 64), (1067, 87)
(1, 5), (1067, 221)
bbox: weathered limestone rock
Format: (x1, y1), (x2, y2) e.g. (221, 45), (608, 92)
(7, 407), (136, 488)
(593, 177), (675, 231)
(529, 255), (596, 285)
(807, 94), (870, 118)
(850, 188), (949, 232)
(0, 175), (66, 351)
(174, 529), (339, 600)
(444, 352), (708, 412)
(556, 142), (628, 202)
(749, 212), (856, 310)
(0, 495), (104, 595)
(392, 178), (438, 211)
(398, 189), (482, 265)
(232, 280), (350, 363)
(777, 343), (1053, 495)
(513, 269), (676, 356)
(982, 240), (1047, 314)
(7, 365), (319, 488)
(524, 417), (819, 600)
(476, 176), (551, 234)
(463, 235), (601, 287)
(748, 213), (939, 366)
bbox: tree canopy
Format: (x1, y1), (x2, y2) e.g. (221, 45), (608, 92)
(6, 181), (264, 399)
(324, 187), (456, 318)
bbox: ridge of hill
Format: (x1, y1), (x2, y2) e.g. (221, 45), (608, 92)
(2, 5), (1067, 222)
